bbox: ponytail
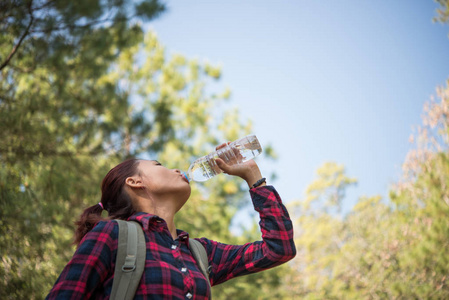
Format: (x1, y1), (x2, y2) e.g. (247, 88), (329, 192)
(73, 159), (141, 246)
(74, 203), (104, 245)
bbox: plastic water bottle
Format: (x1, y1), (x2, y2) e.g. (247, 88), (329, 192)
(186, 135), (262, 182)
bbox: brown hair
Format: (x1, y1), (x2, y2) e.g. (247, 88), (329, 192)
(74, 158), (141, 245)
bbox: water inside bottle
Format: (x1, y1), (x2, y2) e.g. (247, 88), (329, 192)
(233, 135), (261, 160)
(187, 135), (262, 182)
(187, 157), (216, 182)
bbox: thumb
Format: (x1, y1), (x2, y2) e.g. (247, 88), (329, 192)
(215, 158), (230, 173)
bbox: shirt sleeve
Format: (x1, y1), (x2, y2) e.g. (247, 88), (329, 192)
(45, 220), (117, 299)
(197, 185), (296, 286)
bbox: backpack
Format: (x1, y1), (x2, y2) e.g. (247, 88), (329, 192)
(110, 220), (211, 300)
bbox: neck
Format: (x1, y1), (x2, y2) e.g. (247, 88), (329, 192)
(136, 196), (179, 240)
(127, 186), (187, 240)
(155, 209), (178, 240)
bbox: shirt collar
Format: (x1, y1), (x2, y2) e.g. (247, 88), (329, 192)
(127, 211), (163, 230)
(127, 212), (190, 241)
(177, 229), (190, 242)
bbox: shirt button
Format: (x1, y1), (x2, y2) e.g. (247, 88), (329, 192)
(181, 267), (187, 272)
(186, 292), (193, 299)
(171, 245), (177, 250)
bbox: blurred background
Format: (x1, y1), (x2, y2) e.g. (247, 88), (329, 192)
(1, 1), (449, 299)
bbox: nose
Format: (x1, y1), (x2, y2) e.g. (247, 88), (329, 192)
(174, 169), (181, 174)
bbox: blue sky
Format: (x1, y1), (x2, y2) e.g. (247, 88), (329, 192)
(147, 1), (449, 213)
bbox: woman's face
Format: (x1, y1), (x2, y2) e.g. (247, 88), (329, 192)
(136, 160), (191, 198)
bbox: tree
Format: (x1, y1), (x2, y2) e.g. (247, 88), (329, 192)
(0, 0), (165, 71)
(388, 82), (449, 299)
(288, 162), (361, 299)
(1, 0), (166, 165)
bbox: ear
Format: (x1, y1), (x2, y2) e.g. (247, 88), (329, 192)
(125, 176), (144, 189)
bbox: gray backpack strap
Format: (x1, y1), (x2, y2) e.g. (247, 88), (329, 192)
(189, 238), (211, 297)
(111, 220), (146, 300)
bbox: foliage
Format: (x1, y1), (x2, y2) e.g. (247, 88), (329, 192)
(0, 0), (165, 71)
(435, 0), (449, 24)
(388, 82), (449, 299)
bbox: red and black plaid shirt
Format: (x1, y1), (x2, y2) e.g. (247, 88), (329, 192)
(46, 185), (296, 299)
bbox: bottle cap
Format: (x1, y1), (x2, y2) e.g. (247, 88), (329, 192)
(181, 171), (190, 183)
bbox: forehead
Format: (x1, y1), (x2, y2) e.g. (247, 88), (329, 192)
(137, 160), (159, 169)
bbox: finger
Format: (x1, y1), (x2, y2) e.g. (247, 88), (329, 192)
(215, 141), (231, 151)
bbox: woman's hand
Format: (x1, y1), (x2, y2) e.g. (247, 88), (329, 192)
(214, 142), (266, 189)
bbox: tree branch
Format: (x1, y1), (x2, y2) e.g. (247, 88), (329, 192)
(0, 145), (104, 158)
(30, 14), (132, 34)
(0, 1), (34, 71)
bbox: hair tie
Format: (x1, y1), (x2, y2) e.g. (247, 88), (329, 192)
(98, 202), (104, 210)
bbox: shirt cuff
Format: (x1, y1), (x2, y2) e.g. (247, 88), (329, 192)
(250, 185), (282, 211)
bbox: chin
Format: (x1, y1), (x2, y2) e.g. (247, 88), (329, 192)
(185, 188), (192, 200)
(176, 186), (191, 207)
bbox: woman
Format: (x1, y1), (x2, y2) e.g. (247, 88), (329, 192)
(46, 143), (296, 299)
